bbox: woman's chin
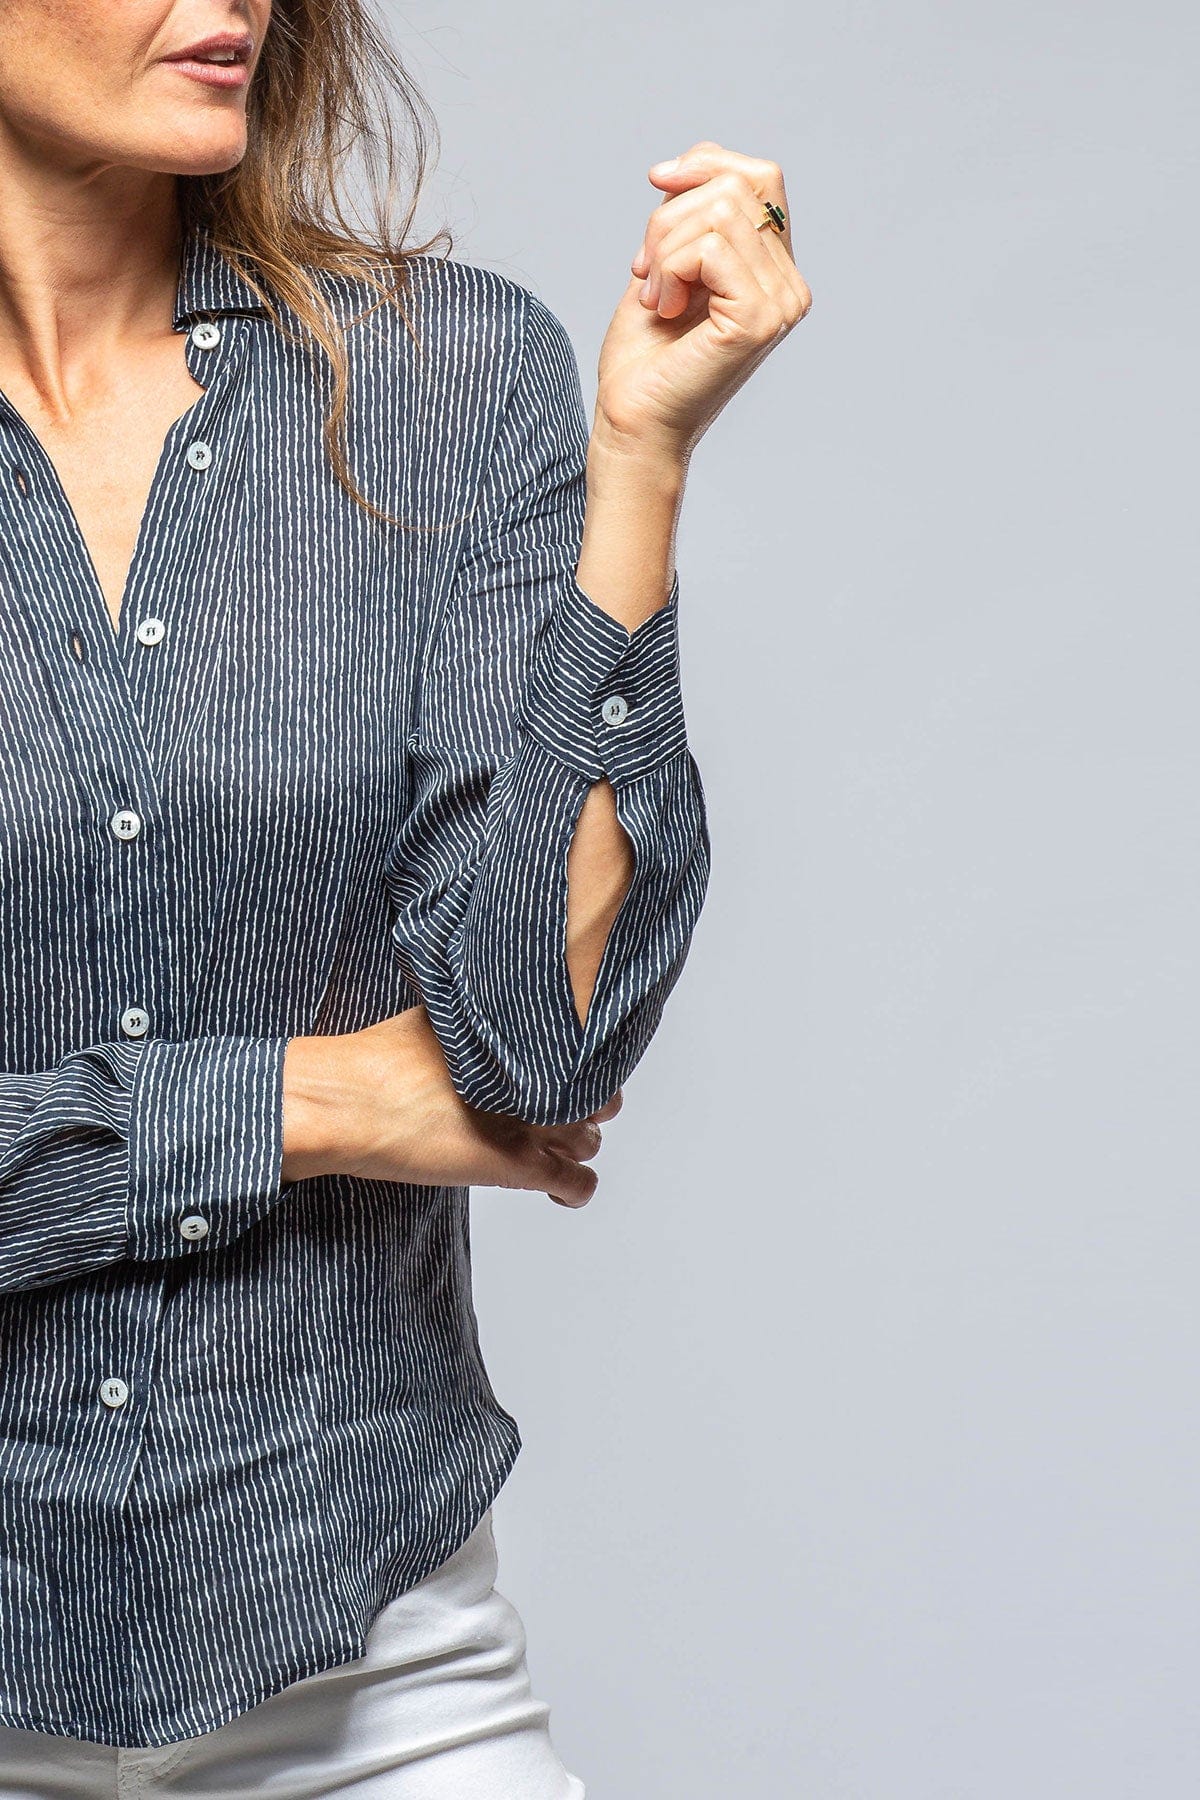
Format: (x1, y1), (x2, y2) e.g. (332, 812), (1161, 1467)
(124, 116), (249, 179)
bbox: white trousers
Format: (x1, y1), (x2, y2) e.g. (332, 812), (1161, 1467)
(0, 1508), (587, 1799)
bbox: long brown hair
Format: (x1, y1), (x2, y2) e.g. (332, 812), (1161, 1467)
(176, 0), (453, 531)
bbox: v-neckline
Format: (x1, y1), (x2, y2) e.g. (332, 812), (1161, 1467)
(86, 383), (209, 643)
(0, 326), (228, 654)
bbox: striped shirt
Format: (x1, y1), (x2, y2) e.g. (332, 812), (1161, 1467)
(0, 222), (710, 1748)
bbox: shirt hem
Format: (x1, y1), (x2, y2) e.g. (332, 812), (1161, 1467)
(0, 1420), (522, 1751)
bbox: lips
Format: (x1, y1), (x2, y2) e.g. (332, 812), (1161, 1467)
(163, 33), (253, 67)
(161, 32), (254, 88)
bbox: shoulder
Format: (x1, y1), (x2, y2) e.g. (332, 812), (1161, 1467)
(304, 251), (580, 399)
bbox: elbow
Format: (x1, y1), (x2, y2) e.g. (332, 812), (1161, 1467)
(446, 978), (685, 1129)
(424, 984), (641, 1128)
(455, 1063), (629, 1131)
(434, 1017), (610, 1129)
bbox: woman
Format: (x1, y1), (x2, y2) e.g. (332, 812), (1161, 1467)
(0, 1), (809, 1794)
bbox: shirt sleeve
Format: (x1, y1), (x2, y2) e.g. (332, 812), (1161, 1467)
(0, 1034), (293, 1294)
(384, 288), (712, 1128)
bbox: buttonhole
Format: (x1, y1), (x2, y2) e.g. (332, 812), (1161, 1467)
(12, 466), (28, 496)
(69, 630), (87, 663)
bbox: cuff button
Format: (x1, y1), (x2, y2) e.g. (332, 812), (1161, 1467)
(179, 1213), (211, 1241)
(600, 694), (630, 726)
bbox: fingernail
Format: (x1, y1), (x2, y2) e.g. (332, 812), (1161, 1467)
(640, 275), (652, 302)
(651, 156), (680, 173)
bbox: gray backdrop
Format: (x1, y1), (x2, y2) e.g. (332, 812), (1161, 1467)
(383, 3), (1198, 1794)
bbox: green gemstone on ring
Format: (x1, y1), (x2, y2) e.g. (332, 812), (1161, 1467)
(764, 201), (786, 231)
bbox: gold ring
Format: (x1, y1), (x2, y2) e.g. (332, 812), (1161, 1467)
(755, 200), (787, 235)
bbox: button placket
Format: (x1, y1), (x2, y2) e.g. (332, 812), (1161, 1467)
(106, 796), (152, 1036)
(111, 315), (249, 1057)
(119, 316), (235, 651)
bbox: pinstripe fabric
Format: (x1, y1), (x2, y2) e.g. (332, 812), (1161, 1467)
(0, 223), (710, 1749)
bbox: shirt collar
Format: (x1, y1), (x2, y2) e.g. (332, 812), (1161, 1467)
(172, 221), (272, 327)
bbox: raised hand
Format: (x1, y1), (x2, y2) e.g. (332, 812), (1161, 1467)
(593, 139), (811, 465)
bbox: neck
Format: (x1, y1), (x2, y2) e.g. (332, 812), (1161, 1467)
(0, 127), (181, 416)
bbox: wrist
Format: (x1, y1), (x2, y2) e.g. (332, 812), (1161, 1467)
(587, 419), (690, 493)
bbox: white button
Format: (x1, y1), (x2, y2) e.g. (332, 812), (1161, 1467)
(190, 321), (221, 350)
(99, 1377), (129, 1409)
(110, 808), (142, 840)
(135, 617), (166, 646)
(600, 694), (630, 726)
(186, 441), (213, 470)
(179, 1214), (210, 1242)
(120, 1005), (150, 1038)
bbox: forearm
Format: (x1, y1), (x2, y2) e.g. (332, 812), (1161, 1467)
(576, 430), (687, 634)
(565, 435), (688, 1026)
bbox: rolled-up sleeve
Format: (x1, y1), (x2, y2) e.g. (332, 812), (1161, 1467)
(385, 288), (712, 1127)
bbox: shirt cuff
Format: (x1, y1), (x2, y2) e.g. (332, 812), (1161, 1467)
(0, 1044), (139, 1291)
(125, 1035), (292, 1261)
(517, 570), (689, 785)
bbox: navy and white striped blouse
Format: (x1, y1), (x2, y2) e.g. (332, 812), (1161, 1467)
(0, 222), (710, 1747)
